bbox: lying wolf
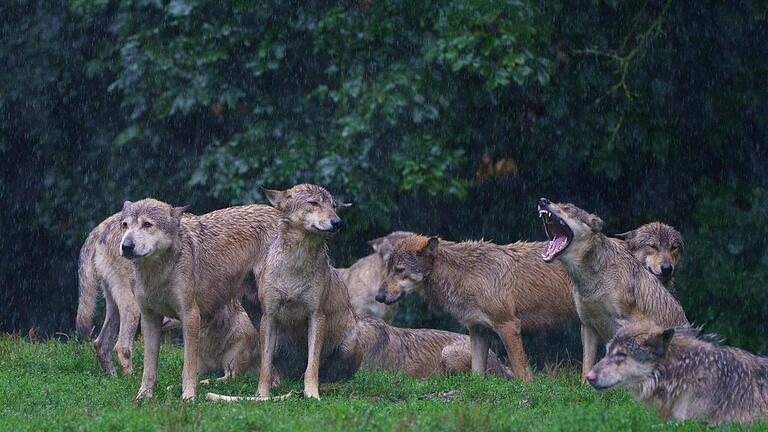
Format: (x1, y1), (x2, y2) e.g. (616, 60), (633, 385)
(357, 317), (513, 378)
(257, 184), (361, 399)
(377, 234), (578, 381)
(614, 222), (683, 294)
(537, 198), (689, 381)
(588, 320), (768, 425)
(338, 231), (414, 321)
(120, 198), (278, 401)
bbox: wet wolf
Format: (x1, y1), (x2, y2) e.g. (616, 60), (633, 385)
(76, 213), (141, 374)
(587, 320), (768, 425)
(120, 198), (278, 401)
(256, 184), (361, 399)
(614, 222), (684, 294)
(357, 317), (513, 378)
(338, 231), (415, 321)
(537, 198), (689, 381)
(377, 234), (578, 381)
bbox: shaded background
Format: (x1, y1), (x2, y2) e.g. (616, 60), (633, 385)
(1, 0), (767, 356)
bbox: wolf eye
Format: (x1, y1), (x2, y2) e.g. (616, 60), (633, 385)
(394, 266), (405, 274)
(612, 352), (627, 361)
(142, 221), (153, 229)
(308, 201), (320, 207)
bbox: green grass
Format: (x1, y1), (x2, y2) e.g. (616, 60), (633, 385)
(0, 336), (758, 431)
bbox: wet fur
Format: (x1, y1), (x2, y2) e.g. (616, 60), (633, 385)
(357, 317), (513, 378)
(592, 321), (768, 425)
(613, 222), (683, 294)
(541, 201), (689, 382)
(338, 231), (414, 321)
(257, 184), (362, 399)
(121, 198), (278, 401)
(380, 235), (578, 381)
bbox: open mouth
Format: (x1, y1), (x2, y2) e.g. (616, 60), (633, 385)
(538, 205), (574, 262)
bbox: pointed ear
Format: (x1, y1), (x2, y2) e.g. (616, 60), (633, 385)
(647, 328), (675, 356)
(368, 236), (386, 252)
(588, 214), (604, 232)
(613, 229), (636, 241)
(122, 200), (133, 212)
(261, 187), (286, 209)
(422, 236), (439, 256)
(171, 205), (189, 219)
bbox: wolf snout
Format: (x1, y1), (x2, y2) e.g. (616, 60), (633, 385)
(586, 370), (597, 386)
(121, 239), (135, 256)
(330, 217), (342, 231)
(660, 263), (673, 277)
(538, 197), (551, 206)
(375, 292), (387, 303)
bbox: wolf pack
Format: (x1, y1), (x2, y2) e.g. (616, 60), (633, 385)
(75, 184), (768, 426)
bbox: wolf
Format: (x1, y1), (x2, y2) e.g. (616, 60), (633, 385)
(614, 222), (683, 294)
(120, 198), (278, 401)
(357, 317), (513, 378)
(338, 231), (415, 321)
(76, 213), (141, 375)
(377, 234), (578, 382)
(537, 198), (689, 382)
(256, 184), (361, 399)
(587, 320), (768, 425)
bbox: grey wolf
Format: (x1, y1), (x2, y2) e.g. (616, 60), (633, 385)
(614, 222), (683, 293)
(76, 212), (141, 374)
(588, 320), (768, 425)
(377, 234), (578, 382)
(120, 198), (278, 401)
(357, 317), (513, 378)
(537, 198), (689, 381)
(257, 184), (361, 399)
(338, 231), (414, 321)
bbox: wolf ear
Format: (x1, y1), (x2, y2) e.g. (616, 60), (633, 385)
(171, 205), (189, 219)
(262, 187), (287, 209)
(422, 236), (439, 256)
(588, 214), (604, 232)
(647, 328), (675, 356)
(368, 236), (385, 251)
(122, 200), (133, 212)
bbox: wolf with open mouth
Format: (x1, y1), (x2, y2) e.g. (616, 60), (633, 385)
(536, 198), (689, 382)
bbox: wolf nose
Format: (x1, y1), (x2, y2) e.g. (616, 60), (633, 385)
(331, 218), (342, 229)
(586, 371), (597, 385)
(375, 292), (386, 303)
(539, 197), (551, 206)
(660, 263), (673, 277)
(121, 239), (135, 255)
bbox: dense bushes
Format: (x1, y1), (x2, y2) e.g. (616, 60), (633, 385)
(1, 0), (766, 353)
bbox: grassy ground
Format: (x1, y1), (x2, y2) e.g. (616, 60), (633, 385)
(0, 336), (758, 431)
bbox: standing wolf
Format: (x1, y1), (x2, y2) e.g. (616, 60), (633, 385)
(76, 213), (140, 374)
(588, 321), (768, 425)
(256, 184), (361, 399)
(377, 234), (578, 381)
(119, 198), (278, 401)
(537, 198), (689, 381)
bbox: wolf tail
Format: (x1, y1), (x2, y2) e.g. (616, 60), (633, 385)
(76, 237), (99, 340)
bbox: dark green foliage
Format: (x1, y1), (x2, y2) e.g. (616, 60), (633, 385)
(1, 0), (766, 354)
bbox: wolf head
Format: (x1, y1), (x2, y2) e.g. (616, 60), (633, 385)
(262, 184), (350, 235)
(616, 222), (683, 284)
(375, 235), (437, 304)
(119, 199), (187, 260)
(587, 320), (674, 391)
(537, 198), (604, 262)
(367, 231), (416, 263)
